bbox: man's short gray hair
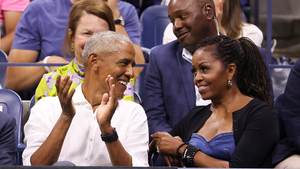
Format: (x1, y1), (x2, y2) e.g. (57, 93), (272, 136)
(82, 31), (133, 65)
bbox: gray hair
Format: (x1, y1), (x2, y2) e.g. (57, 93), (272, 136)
(82, 31), (133, 65)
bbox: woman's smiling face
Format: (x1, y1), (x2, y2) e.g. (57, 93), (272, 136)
(191, 46), (229, 101)
(71, 13), (110, 64)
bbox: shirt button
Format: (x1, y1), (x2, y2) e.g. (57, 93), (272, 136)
(90, 138), (93, 142)
(234, 120), (236, 122)
(85, 158), (88, 161)
(94, 117), (96, 120)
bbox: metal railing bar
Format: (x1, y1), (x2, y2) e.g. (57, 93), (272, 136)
(0, 63), (148, 67)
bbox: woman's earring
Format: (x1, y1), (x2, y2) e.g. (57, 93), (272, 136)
(228, 80), (232, 87)
(71, 43), (74, 51)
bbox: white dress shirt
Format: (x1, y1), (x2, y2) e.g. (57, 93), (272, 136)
(23, 83), (149, 166)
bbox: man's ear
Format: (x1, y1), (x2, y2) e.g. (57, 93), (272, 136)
(203, 4), (214, 20)
(227, 63), (236, 81)
(88, 53), (99, 70)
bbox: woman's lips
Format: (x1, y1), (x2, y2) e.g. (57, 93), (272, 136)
(198, 86), (208, 93)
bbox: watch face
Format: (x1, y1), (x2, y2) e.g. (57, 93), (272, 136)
(114, 16), (124, 26)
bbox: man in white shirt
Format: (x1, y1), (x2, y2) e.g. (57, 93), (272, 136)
(23, 31), (149, 166)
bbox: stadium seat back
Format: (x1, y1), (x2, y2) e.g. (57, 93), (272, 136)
(0, 89), (26, 165)
(0, 49), (8, 89)
(140, 5), (170, 49)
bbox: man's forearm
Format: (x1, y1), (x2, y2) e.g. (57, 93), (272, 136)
(105, 139), (132, 166)
(30, 114), (73, 165)
(100, 126), (132, 166)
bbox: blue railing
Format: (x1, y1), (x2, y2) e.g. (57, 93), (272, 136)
(0, 63), (148, 67)
(0, 63), (293, 69)
(267, 0), (272, 64)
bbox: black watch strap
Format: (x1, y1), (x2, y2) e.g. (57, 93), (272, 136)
(101, 128), (118, 142)
(114, 16), (124, 26)
(114, 19), (121, 24)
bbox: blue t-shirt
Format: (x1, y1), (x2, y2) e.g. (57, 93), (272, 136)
(12, 0), (73, 61)
(118, 0), (141, 46)
(12, 0), (141, 61)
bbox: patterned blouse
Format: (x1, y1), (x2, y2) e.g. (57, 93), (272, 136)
(35, 58), (134, 102)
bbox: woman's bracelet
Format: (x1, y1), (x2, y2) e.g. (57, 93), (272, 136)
(182, 144), (201, 167)
(43, 56), (52, 73)
(176, 142), (188, 158)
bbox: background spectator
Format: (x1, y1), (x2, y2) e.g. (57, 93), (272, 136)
(272, 59), (300, 168)
(34, 0), (115, 102)
(0, 0), (29, 55)
(6, 0), (144, 100)
(163, 0), (263, 47)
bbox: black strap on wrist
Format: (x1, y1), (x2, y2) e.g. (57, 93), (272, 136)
(101, 128), (118, 143)
(182, 144), (200, 167)
(176, 142), (189, 158)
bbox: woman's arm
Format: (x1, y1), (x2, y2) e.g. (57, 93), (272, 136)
(229, 105), (279, 167)
(1, 11), (22, 54)
(6, 49), (68, 91)
(153, 132), (229, 168)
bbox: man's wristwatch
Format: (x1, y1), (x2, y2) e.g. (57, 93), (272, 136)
(101, 128), (118, 142)
(114, 16), (124, 26)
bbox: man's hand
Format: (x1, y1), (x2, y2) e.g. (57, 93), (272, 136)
(30, 75), (76, 165)
(96, 75), (119, 135)
(55, 75), (76, 118)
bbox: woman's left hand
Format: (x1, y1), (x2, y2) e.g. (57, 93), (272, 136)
(152, 132), (185, 166)
(152, 132), (183, 156)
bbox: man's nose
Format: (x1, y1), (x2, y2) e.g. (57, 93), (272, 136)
(173, 18), (183, 30)
(125, 65), (134, 79)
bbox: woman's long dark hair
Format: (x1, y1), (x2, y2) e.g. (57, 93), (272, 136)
(196, 35), (273, 105)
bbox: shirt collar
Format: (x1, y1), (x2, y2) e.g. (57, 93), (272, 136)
(182, 48), (193, 63)
(72, 83), (88, 104)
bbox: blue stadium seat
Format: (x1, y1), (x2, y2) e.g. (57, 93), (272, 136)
(137, 64), (147, 99)
(29, 94), (35, 115)
(0, 49), (8, 89)
(141, 47), (151, 63)
(0, 89), (26, 165)
(140, 5), (170, 49)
